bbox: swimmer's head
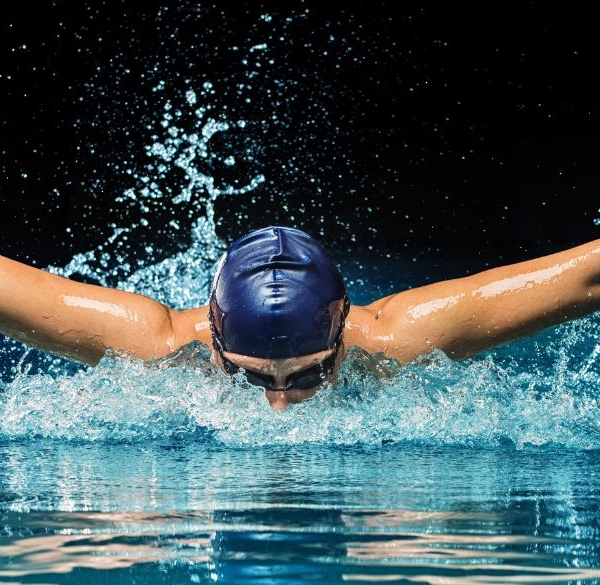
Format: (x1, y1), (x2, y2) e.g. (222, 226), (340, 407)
(209, 226), (350, 359)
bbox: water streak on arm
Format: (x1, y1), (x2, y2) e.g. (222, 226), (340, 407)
(406, 293), (465, 321)
(473, 261), (574, 299)
(61, 295), (138, 322)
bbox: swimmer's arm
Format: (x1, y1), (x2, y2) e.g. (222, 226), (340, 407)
(0, 253), (211, 365)
(347, 239), (600, 361)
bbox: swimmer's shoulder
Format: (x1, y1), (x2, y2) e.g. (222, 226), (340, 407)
(345, 284), (450, 362)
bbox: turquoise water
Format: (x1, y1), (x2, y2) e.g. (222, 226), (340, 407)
(2, 438), (600, 582)
(3, 68), (600, 584)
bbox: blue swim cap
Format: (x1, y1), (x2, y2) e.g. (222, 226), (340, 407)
(209, 226), (349, 359)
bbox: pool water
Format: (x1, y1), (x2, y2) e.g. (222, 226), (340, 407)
(2, 437), (600, 583)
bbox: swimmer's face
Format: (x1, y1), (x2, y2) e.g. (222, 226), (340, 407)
(212, 343), (344, 410)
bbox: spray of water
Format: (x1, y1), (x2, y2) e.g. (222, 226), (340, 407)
(48, 83), (265, 309)
(2, 321), (600, 448)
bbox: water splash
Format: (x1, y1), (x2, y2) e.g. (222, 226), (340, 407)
(2, 331), (600, 449)
(0, 82), (267, 381)
(47, 84), (264, 308)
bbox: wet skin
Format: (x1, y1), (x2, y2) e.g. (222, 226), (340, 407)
(212, 345), (345, 410)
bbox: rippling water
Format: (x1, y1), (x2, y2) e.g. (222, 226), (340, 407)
(2, 440), (600, 583)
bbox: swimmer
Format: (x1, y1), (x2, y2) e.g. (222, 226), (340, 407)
(2, 225), (600, 409)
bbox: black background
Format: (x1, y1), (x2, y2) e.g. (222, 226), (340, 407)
(1, 1), (599, 278)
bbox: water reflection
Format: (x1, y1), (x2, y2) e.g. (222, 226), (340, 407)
(2, 442), (600, 582)
(2, 507), (600, 583)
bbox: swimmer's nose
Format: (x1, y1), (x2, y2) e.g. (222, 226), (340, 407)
(265, 390), (290, 410)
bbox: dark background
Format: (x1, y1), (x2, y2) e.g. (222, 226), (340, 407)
(1, 1), (599, 278)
